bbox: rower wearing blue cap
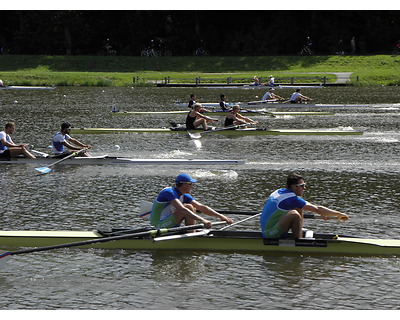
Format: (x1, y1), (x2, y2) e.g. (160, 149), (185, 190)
(150, 173), (233, 229)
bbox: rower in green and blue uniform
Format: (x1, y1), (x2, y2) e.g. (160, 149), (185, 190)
(150, 173), (233, 229)
(260, 172), (349, 239)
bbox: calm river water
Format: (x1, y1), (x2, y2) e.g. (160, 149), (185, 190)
(0, 86), (400, 310)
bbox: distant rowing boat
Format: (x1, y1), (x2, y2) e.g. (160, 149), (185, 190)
(1, 228), (400, 256)
(112, 110), (335, 116)
(175, 101), (375, 108)
(0, 155), (245, 166)
(71, 127), (363, 136)
(204, 85), (324, 90)
(0, 86), (55, 90)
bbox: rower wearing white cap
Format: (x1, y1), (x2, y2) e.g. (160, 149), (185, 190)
(262, 88), (284, 101)
(150, 173), (233, 229)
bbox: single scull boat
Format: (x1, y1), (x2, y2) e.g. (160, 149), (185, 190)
(0, 86), (55, 90)
(0, 155), (245, 166)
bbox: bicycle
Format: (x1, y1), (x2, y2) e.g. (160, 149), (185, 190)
(193, 48), (209, 56)
(0, 46), (9, 55)
(141, 48), (161, 57)
(97, 46), (117, 56)
(141, 48), (172, 57)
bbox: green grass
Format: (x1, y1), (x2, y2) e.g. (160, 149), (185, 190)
(0, 55), (399, 87)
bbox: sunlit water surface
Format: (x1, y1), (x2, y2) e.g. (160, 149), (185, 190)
(0, 86), (400, 310)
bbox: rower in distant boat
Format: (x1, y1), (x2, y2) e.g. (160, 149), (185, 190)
(264, 75), (275, 87)
(0, 122), (36, 159)
(260, 172), (349, 239)
(224, 105), (258, 128)
(219, 94), (232, 111)
(251, 76), (260, 86)
(0, 79), (4, 87)
(150, 173), (233, 229)
(289, 88), (313, 103)
(188, 93), (196, 109)
(186, 103), (218, 131)
(261, 88), (285, 101)
(52, 122), (92, 158)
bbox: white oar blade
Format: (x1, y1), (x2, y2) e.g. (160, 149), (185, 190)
(0, 251), (11, 268)
(188, 132), (201, 139)
(139, 200), (153, 218)
(35, 167), (52, 174)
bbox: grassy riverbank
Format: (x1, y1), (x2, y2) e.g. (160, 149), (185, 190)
(0, 55), (399, 87)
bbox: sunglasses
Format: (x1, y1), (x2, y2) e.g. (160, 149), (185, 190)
(295, 183), (306, 188)
(181, 182), (194, 185)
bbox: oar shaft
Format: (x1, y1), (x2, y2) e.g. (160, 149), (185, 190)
(220, 213), (261, 230)
(7, 222), (226, 256)
(45, 151), (79, 168)
(10, 224), (204, 255)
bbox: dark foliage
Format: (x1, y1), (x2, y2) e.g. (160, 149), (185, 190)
(0, 10), (398, 56)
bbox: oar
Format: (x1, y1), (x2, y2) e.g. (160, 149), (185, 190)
(139, 200), (153, 217)
(34, 150), (83, 174)
(242, 108), (276, 118)
(139, 201), (330, 219)
(219, 213), (261, 230)
(0, 222), (222, 268)
(188, 124), (248, 139)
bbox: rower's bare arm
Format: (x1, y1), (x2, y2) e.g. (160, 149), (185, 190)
(69, 138), (91, 149)
(191, 201), (233, 224)
(171, 199), (211, 226)
(303, 203), (349, 221)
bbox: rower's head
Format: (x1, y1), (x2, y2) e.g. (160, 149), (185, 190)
(296, 88), (301, 92)
(61, 122), (72, 133)
(232, 105), (241, 113)
(5, 122), (16, 134)
(190, 94), (196, 100)
(269, 88), (275, 92)
(176, 173), (197, 191)
(220, 94), (226, 100)
(287, 172), (306, 196)
(193, 103), (202, 110)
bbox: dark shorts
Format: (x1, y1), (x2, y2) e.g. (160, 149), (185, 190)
(0, 150), (11, 158)
(53, 151), (73, 159)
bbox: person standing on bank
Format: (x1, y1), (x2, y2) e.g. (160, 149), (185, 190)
(150, 173), (234, 229)
(260, 172), (349, 239)
(52, 122), (92, 157)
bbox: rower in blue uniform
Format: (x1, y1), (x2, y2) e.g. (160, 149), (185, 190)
(150, 173), (233, 229)
(52, 122), (92, 158)
(260, 172), (349, 239)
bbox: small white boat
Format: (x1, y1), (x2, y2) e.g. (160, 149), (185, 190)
(0, 86), (55, 90)
(0, 155), (245, 166)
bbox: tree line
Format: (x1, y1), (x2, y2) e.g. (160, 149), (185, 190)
(0, 11), (399, 56)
